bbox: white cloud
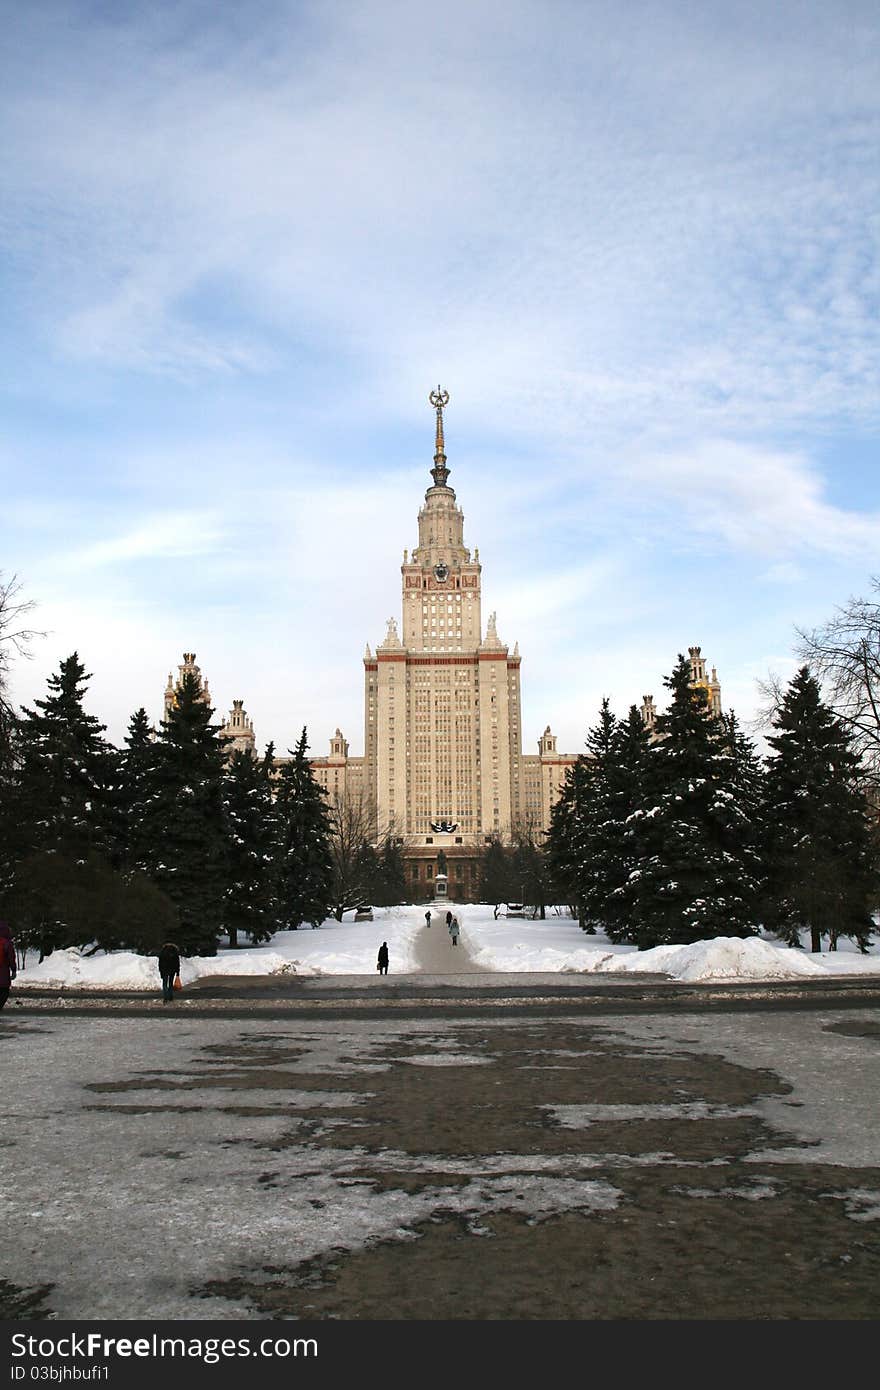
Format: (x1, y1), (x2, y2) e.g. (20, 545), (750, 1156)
(2, 2), (879, 760)
(62, 512), (228, 570)
(2, 1), (877, 438)
(623, 441), (880, 560)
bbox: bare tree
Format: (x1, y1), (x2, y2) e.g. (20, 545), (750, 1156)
(752, 670), (786, 734)
(0, 572), (43, 760)
(509, 812), (554, 919)
(325, 789), (416, 917)
(326, 788), (381, 920)
(795, 578), (880, 789)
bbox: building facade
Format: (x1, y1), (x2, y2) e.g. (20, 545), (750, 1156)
(161, 393), (722, 902)
(307, 390), (576, 898)
(163, 652), (256, 758)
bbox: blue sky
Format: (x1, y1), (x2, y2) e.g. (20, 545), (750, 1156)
(2, 0), (879, 759)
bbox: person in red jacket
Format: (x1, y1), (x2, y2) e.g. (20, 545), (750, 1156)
(0, 921), (17, 1011)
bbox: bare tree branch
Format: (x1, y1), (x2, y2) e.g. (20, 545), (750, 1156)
(795, 577), (880, 786)
(0, 572), (45, 748)
(751, 669), (787, 735)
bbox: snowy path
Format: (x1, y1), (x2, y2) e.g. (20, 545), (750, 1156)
(413, 909), (483, 974)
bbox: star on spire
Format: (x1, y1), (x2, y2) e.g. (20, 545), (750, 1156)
(429, 386), (450, 486)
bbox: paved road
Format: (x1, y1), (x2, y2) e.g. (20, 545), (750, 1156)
(9, 966), (880, 1016)
(2, 974), (880, 1323)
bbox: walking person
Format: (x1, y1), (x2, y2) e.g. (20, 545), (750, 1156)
(0, 921), (17, 1012)
(449, 914), (460, 947)
(377, 941), (389, 976)
(445, 910), (452, 929)
(424, 909), (431, 929)
(157, 940), (180, 1003)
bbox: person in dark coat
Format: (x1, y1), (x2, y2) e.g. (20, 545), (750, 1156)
(0, 921), (17, 1012)
(157, 941), (180, 1002)
(377, 942), (389, 976)
(445, 910), (453, 929)
(424, 910), (431, 928)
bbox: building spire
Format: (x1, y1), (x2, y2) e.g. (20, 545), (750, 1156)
(429, 385), (450, 487)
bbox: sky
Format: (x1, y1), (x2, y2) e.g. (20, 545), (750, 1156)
(12, 903), (880, 989)
(2, 0), (879, 760)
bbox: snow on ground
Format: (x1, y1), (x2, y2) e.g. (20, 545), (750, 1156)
(12, 902), (880, 990)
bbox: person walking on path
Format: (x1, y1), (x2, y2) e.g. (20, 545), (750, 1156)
(449, 915), (460, 947)
(377, 941), (389, 975)
(0, 921), (17, 1012)
(157, 941), (180, 1003)
(424, 910), (431, 929)
(445, 910), (452, 929)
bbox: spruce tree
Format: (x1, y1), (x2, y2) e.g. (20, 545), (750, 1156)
(274, 728), (334, 928)
(104, 707), (157, 873)
(763, 667), (877, 953)
(721, 709), (768, 910)
(140, 670), (229, 955)
(123, 708), (157, 855)
(624, 656), (762, 948)
(222, 743), (279, 946)
(602, 704), (655, 943)
(546, 701), (621, 932)
(5, 654), (115, 954)
(546, 752), (592, 926)
(16, 652), (113, 862)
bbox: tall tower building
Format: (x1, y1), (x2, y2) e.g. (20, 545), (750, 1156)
(309, 390), (576, 899)
(159, 393), (723, 903)
(367, 386), (523, 841)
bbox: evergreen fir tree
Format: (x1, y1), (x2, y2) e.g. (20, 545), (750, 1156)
(624, 656), (762, 949)
(103, 707), (157, 873)
(274, 728), (334, 928)
(4, 654), (115, 954)
(140, 670), (229, 955)
(763, 667), (877, 953)
(5, 850), (178, 957)
(222, 744), (278, 947)
(546, 701), (623, 932)
(546, 752), (593, 926)
(721, 709), (769, 909)
(123, 708), (157, 852)
(16, 652), (113, 862)
(601, 704), (655, 943)
(578, 699), (627, 934)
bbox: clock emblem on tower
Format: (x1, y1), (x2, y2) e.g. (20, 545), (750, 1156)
(433, 561), (449, 583)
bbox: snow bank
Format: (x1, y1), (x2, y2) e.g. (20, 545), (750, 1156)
(14, 946), (319, 990)
(468, 940), (620, 973)
(614, 936), (827, 982)
(10, 907), (875, 989)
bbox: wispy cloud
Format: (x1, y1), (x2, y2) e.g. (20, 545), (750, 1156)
(2, 2), (879, 753)
(623, 440), (880, 560)
(1, 2), (877, 438)
(63, 513), (227, 570)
